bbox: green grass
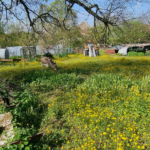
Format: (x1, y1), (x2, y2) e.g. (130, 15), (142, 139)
(9, 56), (22, 59)
(1, 54), (150, 149)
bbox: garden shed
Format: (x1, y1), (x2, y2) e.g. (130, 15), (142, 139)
(106, 50), (115, 54)
(7, 46), (22, 57)
(0, 49), (9, 59)
(20, 46), (36, 59)
(118, 47), (128, 55)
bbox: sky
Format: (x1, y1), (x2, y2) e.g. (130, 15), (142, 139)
(133, 2), (149, 16)
(74, 1), (150, 26)
(32, 0), (150, 26)
(2, 0), (150, 27)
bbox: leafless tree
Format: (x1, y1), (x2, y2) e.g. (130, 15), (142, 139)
(139, 8), (150, 25)
(0, 0), (150, 42)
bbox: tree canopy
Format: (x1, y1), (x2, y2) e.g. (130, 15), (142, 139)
(1, 0), (150, 47)
(1, 0), (149, 31)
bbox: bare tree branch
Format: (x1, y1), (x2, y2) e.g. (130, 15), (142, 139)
(0, 0), (150, 44)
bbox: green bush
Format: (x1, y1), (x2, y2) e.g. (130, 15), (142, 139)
(36, 54), (43, 58)
(137, 52), (145, 56)
(127, 51), (145, 56)
(30, 56), (36, 62)
(59, 53), (68, 58)
(100, 50), (106, 55)
(145, 52), (150, 56)
(58, 52), (72, 58)
(127, 51), (138, 56)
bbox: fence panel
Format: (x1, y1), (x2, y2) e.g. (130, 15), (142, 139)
(2, 46), (73, 58)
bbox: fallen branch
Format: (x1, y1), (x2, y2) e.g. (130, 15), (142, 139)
(1, 132), (43, 147)
(6, 103), (21, 108)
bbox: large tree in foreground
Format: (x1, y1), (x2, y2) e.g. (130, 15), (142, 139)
(0, 0), (150, 42)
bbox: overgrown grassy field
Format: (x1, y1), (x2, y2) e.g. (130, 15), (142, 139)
(1, 54), (150, 150)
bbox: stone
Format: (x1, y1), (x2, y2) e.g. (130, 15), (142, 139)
(0, 113), (12, 127)
(0, 113), (14, 146)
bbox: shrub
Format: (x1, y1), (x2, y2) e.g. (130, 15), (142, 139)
(59, 53), (68, 58)
(100, 50), (106, 55)
(58, 52), (72, 58)
(127, 51), (138, 56)
(145, 52), (150, 56)
(29, 56), (36, 62)
(36, 54), (43, 58)
(137, 52), (145, 56)
(127, 51), (145, 56)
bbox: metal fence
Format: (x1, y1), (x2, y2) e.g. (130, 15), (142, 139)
(54, 47), (73, 57)
(4, 45), (73, 58)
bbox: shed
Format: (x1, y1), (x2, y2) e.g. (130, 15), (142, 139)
(20, 46), (36, 59)
(6, 46), (22, 57)
(0, 49), (9, 59)
(106, 50), (115, 54)
(118, 47), (128, 56)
